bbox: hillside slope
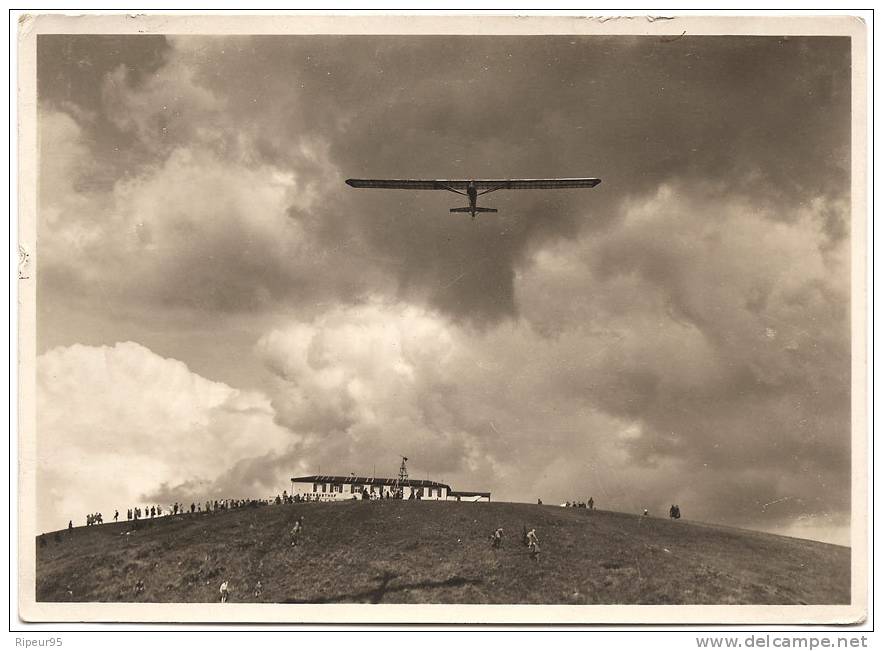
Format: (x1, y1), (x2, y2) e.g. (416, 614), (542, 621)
(35, 501), (849, 604)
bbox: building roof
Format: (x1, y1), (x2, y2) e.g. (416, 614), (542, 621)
(291, 475), (451, 490)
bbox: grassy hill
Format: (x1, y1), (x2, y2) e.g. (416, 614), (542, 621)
(35, 500), (850, 604)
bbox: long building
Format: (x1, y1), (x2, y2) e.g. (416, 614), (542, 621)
(290, 474), (491, 502)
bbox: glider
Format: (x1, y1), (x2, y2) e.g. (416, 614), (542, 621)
(345, 177), (601, 219)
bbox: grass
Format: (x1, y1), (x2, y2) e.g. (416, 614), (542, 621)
(35, 500), (850, 604)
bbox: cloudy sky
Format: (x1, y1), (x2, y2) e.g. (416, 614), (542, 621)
(35, 33), (852, 544)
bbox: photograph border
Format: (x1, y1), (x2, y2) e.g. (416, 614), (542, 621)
(14, 11), (870, 626)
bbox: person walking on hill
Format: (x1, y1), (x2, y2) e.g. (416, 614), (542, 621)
(290, 518), (304, 546)
(527, 528), (540, 562)
(491, 527), (503, 549)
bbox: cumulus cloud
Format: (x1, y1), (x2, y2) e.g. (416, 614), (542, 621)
(512, 182), (850, 538)
(38, 105), (384, 314)
(36, 342), (295, 531)
(255, 302), (491, 480)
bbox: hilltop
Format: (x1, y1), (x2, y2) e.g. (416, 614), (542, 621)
(36, 500), (849, 604)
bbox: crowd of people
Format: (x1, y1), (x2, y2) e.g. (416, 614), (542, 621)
(564, 497), (595, 509)
(85, 512), (104, 526)
(65, 487), (453, 532)
(68, 497), (283, 531)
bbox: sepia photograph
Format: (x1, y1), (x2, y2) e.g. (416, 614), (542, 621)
(15, 12), (868, 625)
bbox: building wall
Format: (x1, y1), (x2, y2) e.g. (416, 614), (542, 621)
(420, 486), (448, 500)
(291, 481), (357, 501)
(291, 481), (450, 501)
(447, 494), (491, 502)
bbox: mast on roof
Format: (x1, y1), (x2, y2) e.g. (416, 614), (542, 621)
(399, 456), (409, 483)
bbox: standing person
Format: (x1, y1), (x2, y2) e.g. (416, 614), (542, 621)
(521, 524), (529, 547)
(491, 527), (503, 549)
(527, 528), (540, 562)
(588, 497), (594, 510)
(68, 520), (73, 532)
(674, 505), (681, 519)
(114, 510), (119, 522)
(219, 581), (230, 603)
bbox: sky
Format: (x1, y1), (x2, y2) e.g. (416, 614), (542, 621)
(35, 34), (852, 545)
